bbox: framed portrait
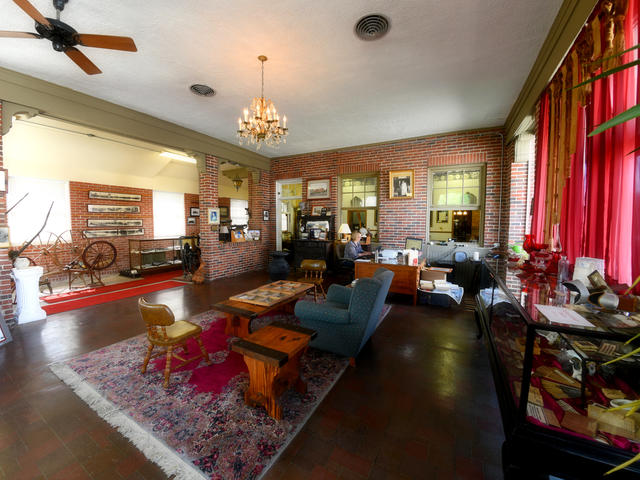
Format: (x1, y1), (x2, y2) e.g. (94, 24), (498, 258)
(389, 170), (414, 199)
(208, 207), (220, 225)
(263, 210), (269, 221)
(307, 179), (330, 199)
(220, 206), (230, 219)
(187, 217), (197, 225)
(190, 207), (200, 217)
(436, 211), (449, 223)
(311, 206), (323, 216)
(0, 227), (9, 248)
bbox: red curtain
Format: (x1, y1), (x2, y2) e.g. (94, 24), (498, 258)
(537, 0), (640, 286)
(531, 92), (550, 243)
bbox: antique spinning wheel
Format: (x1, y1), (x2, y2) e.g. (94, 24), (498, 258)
(82, 240), (117, 270)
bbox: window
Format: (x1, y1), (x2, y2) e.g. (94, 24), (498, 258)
(429, 165), (485, 244)
(153, 191), (185, 238)
(7, 176), (72, 245)
(230, 199), (249, 225)
(340, 174), (378, 239)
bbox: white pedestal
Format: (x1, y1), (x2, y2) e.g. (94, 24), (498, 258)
(12, 266), (47, 324)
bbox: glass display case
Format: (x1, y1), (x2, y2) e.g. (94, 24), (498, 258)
(476, 258), (640, 479)
(129, 238), (184, 274)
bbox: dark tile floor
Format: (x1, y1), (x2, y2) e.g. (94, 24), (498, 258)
(0, 271), (504, 479)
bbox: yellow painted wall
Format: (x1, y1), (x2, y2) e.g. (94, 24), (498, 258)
(4, 119), (199, 194)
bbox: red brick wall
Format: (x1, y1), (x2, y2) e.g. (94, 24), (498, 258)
(272, 129), (506, 248)
(0, 102), (13, 323)
(184, 193), (200, 237)
(68, 182), (154, 275)
(198, 155), (272, 281)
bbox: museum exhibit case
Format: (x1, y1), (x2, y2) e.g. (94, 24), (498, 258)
(476, 258), (640, 479)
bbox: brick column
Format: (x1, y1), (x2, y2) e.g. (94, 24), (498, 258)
(198, 155), (219, 281)
(198, 155), (271, 281)
(0, 102), (15, 324)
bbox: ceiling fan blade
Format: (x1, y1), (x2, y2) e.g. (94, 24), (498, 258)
(65, 47), (102, 75)
(13, 0), (51, 28)
(0, 30), (42, 38)
(75, 34), (137, 52)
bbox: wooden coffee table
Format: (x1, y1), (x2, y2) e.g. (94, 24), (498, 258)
(212, 281), (313, 338)
(231, 322), (317, 420)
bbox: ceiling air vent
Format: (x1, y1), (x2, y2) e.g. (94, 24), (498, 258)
(354, 14), (390, 41)
(189, 84), (216, 97)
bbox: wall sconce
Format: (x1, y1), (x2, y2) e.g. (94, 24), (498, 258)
(232, 175), (243, 191)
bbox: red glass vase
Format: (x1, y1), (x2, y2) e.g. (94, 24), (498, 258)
(523, 234), (536, 254)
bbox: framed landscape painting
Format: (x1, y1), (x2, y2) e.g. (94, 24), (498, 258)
(389, 170), (414, 199)
(307, 179), (330, 199)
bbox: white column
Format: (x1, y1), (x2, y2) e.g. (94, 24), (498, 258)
(12, 266), (47, 324)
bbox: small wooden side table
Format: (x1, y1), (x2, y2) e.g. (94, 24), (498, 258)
(231, 322), (317, 420)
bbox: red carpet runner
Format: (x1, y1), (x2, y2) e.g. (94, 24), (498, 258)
(42, 280), (186, 315)
(41, 270), (182, 303)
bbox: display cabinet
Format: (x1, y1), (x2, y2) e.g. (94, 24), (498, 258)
(476, 258), (640, 479)
(129, 238), (184, 274)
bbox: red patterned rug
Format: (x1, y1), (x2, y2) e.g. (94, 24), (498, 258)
(50, 311), (348, 479)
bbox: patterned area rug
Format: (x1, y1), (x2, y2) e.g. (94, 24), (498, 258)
(50, 311), (348, 480)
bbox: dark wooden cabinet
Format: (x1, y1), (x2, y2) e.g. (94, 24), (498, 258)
(292, 240), (333, 269)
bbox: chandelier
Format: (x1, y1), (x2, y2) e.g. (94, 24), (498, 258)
(237, 55), (288, 148)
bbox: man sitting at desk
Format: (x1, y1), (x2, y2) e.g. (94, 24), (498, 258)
(344, 232), (371, 260)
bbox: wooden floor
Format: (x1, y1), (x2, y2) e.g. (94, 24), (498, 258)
(0, 271), (504, 479)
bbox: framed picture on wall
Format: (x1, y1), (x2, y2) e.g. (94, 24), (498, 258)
(311, 206), (323, 216)
(389, 170), (414, 199)
(220, 206), (230, 219)
(208, 208), (220, 225)
(436, 211), (449, 223)
(263, 210), (269, 221)
(187, 217), (197, 225)
(190, 207), (200, 217)
(307, 179), (330, 199)
(0, 227), (9, 248)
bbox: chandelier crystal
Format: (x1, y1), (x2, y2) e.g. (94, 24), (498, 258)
(237, 55), (288, 149)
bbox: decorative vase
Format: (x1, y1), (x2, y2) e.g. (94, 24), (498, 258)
(523, 234), (536, 254)
(268, 251), (290, 281)
(14, 257), (31, 269)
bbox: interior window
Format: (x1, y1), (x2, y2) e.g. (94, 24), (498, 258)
(429, 166), (484, 244)
(340, 174), (378, 240)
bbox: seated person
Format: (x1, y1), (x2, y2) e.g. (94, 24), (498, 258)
(344, 232), (373, 260)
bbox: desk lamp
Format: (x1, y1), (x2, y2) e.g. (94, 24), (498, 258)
(338, 224), (351, 243)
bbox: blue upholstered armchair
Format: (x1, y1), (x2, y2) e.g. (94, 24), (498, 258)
(294, 268), (394, 359)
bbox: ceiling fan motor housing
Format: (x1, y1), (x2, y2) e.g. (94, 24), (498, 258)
(35, 18), (77, 51)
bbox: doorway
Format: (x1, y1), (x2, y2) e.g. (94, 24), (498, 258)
(275, 179), (302, 251)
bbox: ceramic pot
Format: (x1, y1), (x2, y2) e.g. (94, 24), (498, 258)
(268, 251), (290, 281)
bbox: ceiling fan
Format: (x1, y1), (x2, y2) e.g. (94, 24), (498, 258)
(0, 0), (137, 75)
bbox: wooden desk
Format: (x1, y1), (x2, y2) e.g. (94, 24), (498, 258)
(232, 322), (317, 419)
(355, 259), (425, 305)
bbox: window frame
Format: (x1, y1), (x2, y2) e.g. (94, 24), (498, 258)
(427, 163), (486, 246)
(338, 173), (379, 237)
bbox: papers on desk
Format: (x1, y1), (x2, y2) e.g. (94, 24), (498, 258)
(354, 259), (371, 262)
(534, 305), (595, 328)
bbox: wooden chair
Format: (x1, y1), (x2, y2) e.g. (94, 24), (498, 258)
(299, 259), (327, 302)
(138, 297), (211, 388)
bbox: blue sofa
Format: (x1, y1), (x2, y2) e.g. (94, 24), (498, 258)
(294, 268), (394, 359)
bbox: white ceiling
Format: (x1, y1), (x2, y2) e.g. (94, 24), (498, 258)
(0, 0), (563, 158)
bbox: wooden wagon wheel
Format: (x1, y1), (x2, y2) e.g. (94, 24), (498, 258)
(82, 240), (117, 270)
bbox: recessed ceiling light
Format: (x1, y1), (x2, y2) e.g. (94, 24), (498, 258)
(189, 84), (216, 97)
(354, 14), (390, 41)
(160, 151), (197, 164)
